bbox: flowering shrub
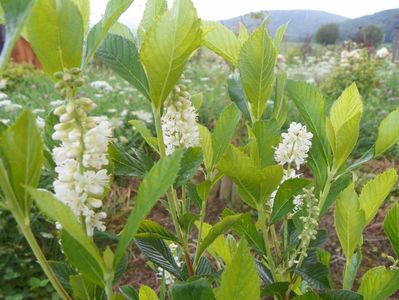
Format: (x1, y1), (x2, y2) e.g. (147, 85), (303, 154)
(1, 1), (399, 300)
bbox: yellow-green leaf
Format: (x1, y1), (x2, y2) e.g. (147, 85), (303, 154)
(327, 83), (363, 169)
(137, 0), (167, 45)
(334, 183), (365, 260)
(359, 169), (397, 225)
(139, 285), (159, 300)
(238, 22), (277, 120)
(140, 0), (201, 109)
(202, 21), (241, 66)
(216, 240), (260, 300)
(28, 0), (84, 77)
(384, 203), (399, 257)
(375, 109), (399, 156)
(358, 266), (399, 300)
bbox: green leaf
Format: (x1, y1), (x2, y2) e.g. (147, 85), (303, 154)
(0, 0), (35, 72)
(171, 278), (215, 300)
(270, 178), (311, 224)
(140, 0), (201, 109)
(195, 221), (232, 265)
(238, 22), (249, 46)
(261, 282), (289, 299)
(95, 34), (150, 100)
(71, 0), (89, 33)
(216, 240), (260, 300)
(129, 119), (159, 152)
(84, 0), (133, 65)
(136, 220), (178, 242)
(252, 119), (280, 167)
(358, 266), (399, 300)
(61, 230), (105, 287)
(358, 168), (397, 225)
(198, 125), (213, 172)
(137, 0), (167, 45)
(119, 285), (139, 300)
(384, 203), (399, 257)
(223, 209), (265, 254)
(190, 93), (203, 110)
(212, 103), (241, 166)
(294, 262), (330, 289)
(174, 147), (202, 187)
(271, 72), (288, 128)
(343, 250), (362, 290)
(273, 23), (288, 50)
(28, 0), (83, 77)
(136, 238), (184, 280)
(202, 21), (241, 66)
(139, 285), (159, 300)
(227, 73), (251, 122)
(217, 145), (283, 207)
(293, 292), (320, 300)
(238, 22), (277, 120)
(49, 261), (77, 294)
(109, 143), (154, 178)
(320, 290), (363, 300)
(109, 22), (134, 41)
(375, 109), (399, 156)
(334, 183), (365, 260)
(70, 275), (97, 300)
(217, 145), (261, 208)
(27, 188), (105, 269)
(195, 214), (242, 265)
(327, 83), (363, 169)
(114, 150), (182, 267)
(286, 81), (329, 189)
(0, 110), (43, 214)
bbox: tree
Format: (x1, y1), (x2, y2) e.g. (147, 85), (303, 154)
(365, 25), (384, 46)
(315, 23), (340, 45)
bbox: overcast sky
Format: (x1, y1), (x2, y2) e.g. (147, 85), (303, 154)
(90, 0), (399, 29)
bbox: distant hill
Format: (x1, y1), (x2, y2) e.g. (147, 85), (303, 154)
(221, 8), (399, 42)
(221, 10), (349, 41)
(340, 9), (399, 42)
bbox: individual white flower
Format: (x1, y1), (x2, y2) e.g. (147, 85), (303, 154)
(90, 80), (113, 93)
(50, 99), (65, 107)
(376, 47), (389, 59)
(161, 87), (200, 154)
(0, 91), (9, 101)
(274, 122), (313, 170)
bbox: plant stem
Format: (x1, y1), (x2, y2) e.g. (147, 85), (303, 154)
(257, 203), (277, 281)
(194, 197), (207, 267)
(152, 104), (194, 276)
(15, 214), (72, 300)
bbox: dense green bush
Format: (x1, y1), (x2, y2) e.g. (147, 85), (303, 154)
(315, 23), (339, 45)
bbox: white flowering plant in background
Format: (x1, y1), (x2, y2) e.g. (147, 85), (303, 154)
(1, 0), (399, 300)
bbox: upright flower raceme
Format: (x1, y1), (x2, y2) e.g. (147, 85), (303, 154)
(52, 69), (112, 236)
(161, 86), (200, 154)
(270, 122), (313, 211)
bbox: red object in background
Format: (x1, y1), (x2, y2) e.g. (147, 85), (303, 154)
(11, 37), (42, 69)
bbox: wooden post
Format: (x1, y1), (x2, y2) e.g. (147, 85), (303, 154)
(392, 26), (399, 63)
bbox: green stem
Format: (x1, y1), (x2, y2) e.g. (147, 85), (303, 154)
(15, 214), (72, 300)
(152, 104), (194, 276)
(257, 203), (277, 280)
(194, 197), (207, 267)
(104, 273), (114, 299)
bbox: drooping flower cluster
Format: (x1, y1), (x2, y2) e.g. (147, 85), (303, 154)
(288, 189), (319, 267)
(274, 122), (313, 170)
(161, 86), (200, 154)
(270, 122), (313, 211)
(52, 69), (112, 236)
